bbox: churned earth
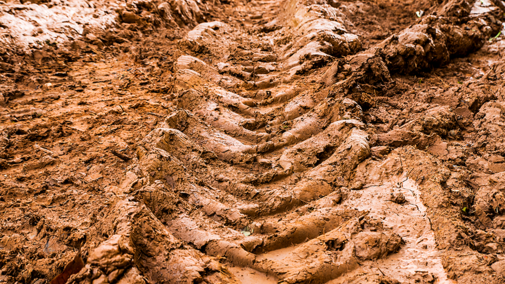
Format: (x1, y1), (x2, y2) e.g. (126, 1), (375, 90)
(1, 0), (505, 283)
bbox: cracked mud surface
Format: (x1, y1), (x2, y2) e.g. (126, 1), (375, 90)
(1, 0), (505, 283)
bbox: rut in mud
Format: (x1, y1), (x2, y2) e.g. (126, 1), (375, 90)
(1, 0), (505, 283)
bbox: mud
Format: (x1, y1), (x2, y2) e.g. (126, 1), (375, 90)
(1, 0), (505, 283)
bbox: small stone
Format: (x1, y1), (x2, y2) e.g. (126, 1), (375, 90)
(31, 27), (43, 36)
(121, 11), (141, 24)
(349, 181), (364, 190)
(391, 192), (407, 204)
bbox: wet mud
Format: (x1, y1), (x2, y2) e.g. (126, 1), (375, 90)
(1, 0), (505, 283)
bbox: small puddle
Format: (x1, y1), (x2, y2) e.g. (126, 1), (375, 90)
(343, 177), (455, 284)
(258, 245), (295, 262)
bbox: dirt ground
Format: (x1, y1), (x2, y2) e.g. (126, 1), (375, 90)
(1, 0), (505, 283)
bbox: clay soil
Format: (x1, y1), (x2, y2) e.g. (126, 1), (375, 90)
(1, 0), (505, 283)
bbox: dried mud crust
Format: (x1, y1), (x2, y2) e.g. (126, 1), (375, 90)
(1, 0), (505, 283)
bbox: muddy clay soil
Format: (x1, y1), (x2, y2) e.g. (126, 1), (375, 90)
(1, 0), (505, 283)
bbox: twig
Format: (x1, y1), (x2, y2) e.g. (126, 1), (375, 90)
(410, 203), (422, 212)
(111, 150), (131, 161)
(426, 215), (433, 231)
(362, 184), (383, 189)
(34, 144), (55, 156)
(398, 152), (404, 172)
(147, 112), (164, 117)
